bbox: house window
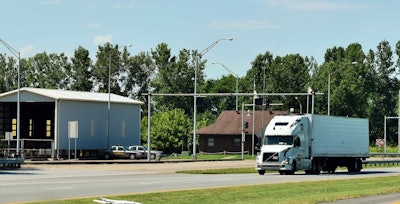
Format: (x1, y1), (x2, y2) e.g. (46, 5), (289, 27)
(207, 138), (214, 147)
(234, 138), (241, 147)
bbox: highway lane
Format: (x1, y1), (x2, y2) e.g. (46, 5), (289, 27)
(1, 166), (400, 203)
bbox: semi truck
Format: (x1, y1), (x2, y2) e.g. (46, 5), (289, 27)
(255, 114), (369, 175)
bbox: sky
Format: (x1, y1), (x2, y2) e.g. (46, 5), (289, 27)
(1, 0), (400, 80)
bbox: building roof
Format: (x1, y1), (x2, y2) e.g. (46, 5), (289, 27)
(197, 110), (288, 136)
(0, 88), (144, 105)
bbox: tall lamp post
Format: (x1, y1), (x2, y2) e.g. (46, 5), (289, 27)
(107, 44), (132, 147)
(211, 62), (238, 111)
(295, 97), (302, 114)
(328, 61), (357, 115)
(193, 38), (233, 160)
(0, 39), (21, 156)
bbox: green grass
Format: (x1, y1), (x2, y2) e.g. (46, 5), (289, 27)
(370, 145), (398, 153)
(30, 176), (400, 204)
(176, 167), (258, 174)
(164, 153), (256, 160)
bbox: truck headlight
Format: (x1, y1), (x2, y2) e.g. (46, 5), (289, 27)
(281, 158), (289, 165)
(256, 155), (262, 164)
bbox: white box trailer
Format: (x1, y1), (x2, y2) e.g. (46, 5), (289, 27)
(255, 114), (369, 175)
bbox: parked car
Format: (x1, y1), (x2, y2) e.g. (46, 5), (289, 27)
(104, 145), (144, 160)
(128, 145), (163, 160)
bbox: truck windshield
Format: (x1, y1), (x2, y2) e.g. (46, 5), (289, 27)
(264, 135), (293, 145)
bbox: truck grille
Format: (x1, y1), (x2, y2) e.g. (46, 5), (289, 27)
(263, 152), (279, 162)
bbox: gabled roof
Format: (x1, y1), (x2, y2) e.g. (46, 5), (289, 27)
(197, 110), (288, 136)
(0, 88), (144, 105)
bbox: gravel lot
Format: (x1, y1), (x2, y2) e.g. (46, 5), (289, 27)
(22, 160), (256, 173)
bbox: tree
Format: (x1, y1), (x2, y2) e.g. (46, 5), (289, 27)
(245, 52), (311, 111)
(70, 46), (93, 91)
(142, 109), (191, 153)
(204, 75), (237, 111)
(331, 43), (371, 117)
(93, 43), (129, 95)
(124, 51), (155, 98)
(0, 54), (18, 92)
(151, 43), (205, 114)
(368, 40), (399, 145)
(24, 52), (71, 89)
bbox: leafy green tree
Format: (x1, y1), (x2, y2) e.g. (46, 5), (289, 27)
(93, 43), (130, 95)
(152, 44), (206, 114)
(368, 40), (399, 145)
(142, 109), (191, 153)
(245, 52), (311, 111)
(331, 43), (372, 117)
(70, 46), (93, 91)
(123, 51), (156, 117)
(24, 52), (71, 89)
(203, 75), (237, 112)
(0, 54), (16, 92)
(124, 51), (155, 98)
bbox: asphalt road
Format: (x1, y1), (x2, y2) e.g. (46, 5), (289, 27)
(1, 163), (400, 203)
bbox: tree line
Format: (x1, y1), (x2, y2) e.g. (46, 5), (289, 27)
(1, 40), (400, 153)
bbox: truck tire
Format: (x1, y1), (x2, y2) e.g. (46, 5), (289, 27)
(348, 159), (362, 173)
(258, 170), (265, 175)
(129, 154), (136, 160)
(311, 159), (321, 175)
(288, 161), (296, 175)
(104, 153), (111, 160)
(150, 154), (156, 160)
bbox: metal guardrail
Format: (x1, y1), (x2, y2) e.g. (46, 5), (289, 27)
(370, 153), (400, 157)
(363, 159), (400, 166)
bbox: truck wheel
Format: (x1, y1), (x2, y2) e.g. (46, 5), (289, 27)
(312, 159), (320, 175)
(104, 154), (111, 160)
(289, 161), (296, 175)
(150, 154), (156, 160)
(258, 170), (265, 175)
(129, 154), (136, 160)
(355, 159), (362, 172)
(348, 159), (362, 173)
(279, 170), (284, 175)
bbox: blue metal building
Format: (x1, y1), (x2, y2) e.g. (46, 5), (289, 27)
(0, 88), (143, 158)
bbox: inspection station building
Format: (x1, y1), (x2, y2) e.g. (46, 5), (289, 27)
(0, 88), (143, 159)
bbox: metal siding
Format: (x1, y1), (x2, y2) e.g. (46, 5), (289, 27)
(57, 100), (141, 150)
(0, 91), (54, 102)
(109, 103), (141, 146)
(311, 115), (369, 157)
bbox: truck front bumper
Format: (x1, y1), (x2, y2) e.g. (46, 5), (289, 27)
(256, 163), (284, 171)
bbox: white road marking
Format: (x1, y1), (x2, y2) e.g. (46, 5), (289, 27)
(44, 186), (73, 190)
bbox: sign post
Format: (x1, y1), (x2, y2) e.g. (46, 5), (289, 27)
(68, 121), (78, 160)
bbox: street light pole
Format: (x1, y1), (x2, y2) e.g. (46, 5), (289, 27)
(193, 38), (233, 160)
(0, 39), (21, 157)
(211, 62), (238, 111)
(295, 96), (302, 114)
(107, 44), (132, 148)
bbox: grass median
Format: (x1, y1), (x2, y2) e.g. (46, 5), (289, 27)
(31, 175), (400, 204)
